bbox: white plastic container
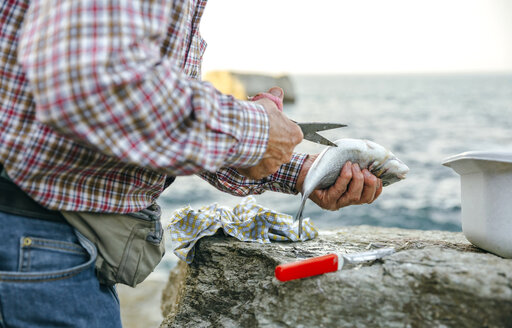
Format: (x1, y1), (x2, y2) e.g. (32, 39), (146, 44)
(443, 151), (512, 258)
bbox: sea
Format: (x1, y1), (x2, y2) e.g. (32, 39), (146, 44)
(152, 73), (512, 277)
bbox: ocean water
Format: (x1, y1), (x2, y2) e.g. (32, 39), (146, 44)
(153, 73), (512, 276)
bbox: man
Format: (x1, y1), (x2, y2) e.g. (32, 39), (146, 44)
(0, 0), (382, 327)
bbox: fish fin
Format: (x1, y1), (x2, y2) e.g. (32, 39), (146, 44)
(294, 196), (306, 222)
(295, 195), (307, 238)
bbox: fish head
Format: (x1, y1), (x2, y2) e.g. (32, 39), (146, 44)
(375, 156), (409, 187)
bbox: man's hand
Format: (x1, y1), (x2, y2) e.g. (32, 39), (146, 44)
(295, 155), (383, 210)
(238, 87), (303, 179)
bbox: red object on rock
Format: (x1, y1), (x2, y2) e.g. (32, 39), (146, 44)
(275, 254), (338, 282)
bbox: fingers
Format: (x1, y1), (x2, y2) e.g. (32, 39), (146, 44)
(360, 169), (378, 204)
(320, 161), (352, 210)
(329, 161), (352, 201)
(253, 87), (284, 112)
(268, 87), (284, 103)
(341, 164), (364, 205)
(309, 162), (383, 211)
(245, 88), (302, 179)
(339, 167), (381, 206)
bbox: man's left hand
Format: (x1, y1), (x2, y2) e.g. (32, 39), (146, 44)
(295, 154), (383, 210)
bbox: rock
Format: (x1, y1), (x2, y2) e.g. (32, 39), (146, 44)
(203, 71), (296, 103)
(160, 226), (512, 328)
(232, 72), (295, 103)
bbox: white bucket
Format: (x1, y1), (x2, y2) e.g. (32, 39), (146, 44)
(443, 151), (512, 258)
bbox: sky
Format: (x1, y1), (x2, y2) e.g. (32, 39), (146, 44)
(200, 0), (512, 74)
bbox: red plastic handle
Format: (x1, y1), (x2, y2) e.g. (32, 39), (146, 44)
(274, 254), (338, 282)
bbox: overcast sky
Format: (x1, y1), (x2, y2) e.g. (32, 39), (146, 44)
(200, 0), (512, 74)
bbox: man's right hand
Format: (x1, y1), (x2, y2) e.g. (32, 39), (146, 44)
(238, 87), (303, 180)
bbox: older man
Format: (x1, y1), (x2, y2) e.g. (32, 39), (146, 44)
(0, 0), (381, 326)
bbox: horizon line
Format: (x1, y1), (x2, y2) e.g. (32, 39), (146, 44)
(202, 69), (512, 77)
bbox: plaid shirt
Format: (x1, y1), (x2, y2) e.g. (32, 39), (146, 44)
(0, 0), (306, 213)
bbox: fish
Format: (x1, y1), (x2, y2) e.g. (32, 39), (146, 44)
(295, 138), (409, 237)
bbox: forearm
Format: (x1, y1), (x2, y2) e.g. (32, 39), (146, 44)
(199, 153), (308, 196)
(17, 0), (268, 176)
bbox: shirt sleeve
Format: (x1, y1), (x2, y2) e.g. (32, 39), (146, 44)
(17, 0), (268, 176)
(199, 153), (309, 196)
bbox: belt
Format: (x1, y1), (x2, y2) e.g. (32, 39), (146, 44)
(0, 164), (66, 223)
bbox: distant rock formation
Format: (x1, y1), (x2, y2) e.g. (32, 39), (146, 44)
(203, 71), (296, 103)
(160, 226), (512, 328)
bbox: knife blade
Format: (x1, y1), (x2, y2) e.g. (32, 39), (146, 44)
(295, 122), (347, 147)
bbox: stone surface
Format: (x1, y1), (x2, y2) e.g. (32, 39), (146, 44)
(160, 226), (512, 328)
(203, 71), (296, 103)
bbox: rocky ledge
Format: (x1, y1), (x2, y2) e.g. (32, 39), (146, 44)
(160, 226), (512, 328)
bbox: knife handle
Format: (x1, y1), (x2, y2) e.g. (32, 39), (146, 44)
(275, 254), (338, 282)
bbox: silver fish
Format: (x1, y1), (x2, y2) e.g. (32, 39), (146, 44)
(296, 138), (409, 237)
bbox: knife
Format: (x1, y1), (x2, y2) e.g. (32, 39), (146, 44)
(274, 247), (395, 282)
(294, 121), (347, 147)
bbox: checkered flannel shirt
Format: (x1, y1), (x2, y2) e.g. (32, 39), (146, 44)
(0, 0), (307, 213)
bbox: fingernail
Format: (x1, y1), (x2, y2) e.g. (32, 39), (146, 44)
(269, 87), (282, 97)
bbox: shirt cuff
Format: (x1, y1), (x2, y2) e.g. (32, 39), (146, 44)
(222, 98), (269, 168)
(263, 152), (308, 194)
(208, 152), (308, 196)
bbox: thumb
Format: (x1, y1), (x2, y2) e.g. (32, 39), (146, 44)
(268, 86), (284, 102)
